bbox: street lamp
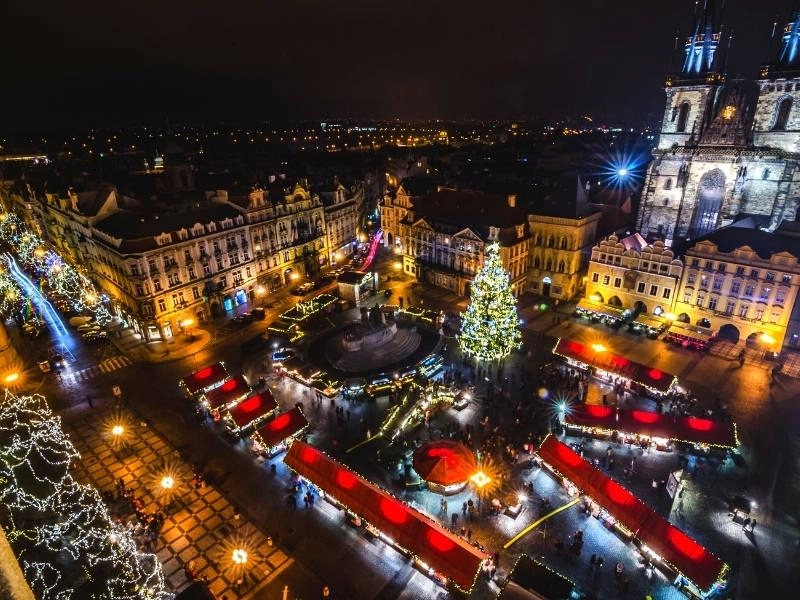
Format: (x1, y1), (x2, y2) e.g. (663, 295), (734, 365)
(256, 286), (266, 307)
(181, 318), (195, 340)
(470, 470), (492, 516)
(4, 372), (19, 385)
(111, 424), (124, 437)
(760, 333), (776, 359)
(160, 475), (175, 491)
(232, 548), (249, 565)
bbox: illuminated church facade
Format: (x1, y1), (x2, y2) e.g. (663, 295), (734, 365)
(637, 1), (800, 245)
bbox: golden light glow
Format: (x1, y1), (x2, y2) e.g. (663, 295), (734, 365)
(231, 548), (249, 565)
(160, 476), (175, 490)
(590, 293), (602, 303)
(181, 319), (194, 328)
(290, 273), (300, 281)
(4, 373), (19, 384)
(760, 333), (776, 345)
(591, 343), (607, 353)
(111, 425), (124, 437)
(393, 261), (402, 271)
(721, 104), (737, 120)
(470, 470), (491, 489)
(664, 312), (676, 321)
(85, 293), (97, 304)
(256, 285), (266, 296)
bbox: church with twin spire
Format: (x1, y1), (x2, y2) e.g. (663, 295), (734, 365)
(637, 0), (800, 245)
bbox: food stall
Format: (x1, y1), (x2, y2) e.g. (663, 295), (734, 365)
(251, 407), (309, 457)
(412, 441), (477, 495)
(536, 435), (728, 595)
(222, 390), (279, 435)
(180, 362), (229, 400)
(574, 298), (630, 328)
(629, 313), (668, 338)
(201, 374), (251, 419)
(664, 323), (715, 351)
(553, 338), (677, 397)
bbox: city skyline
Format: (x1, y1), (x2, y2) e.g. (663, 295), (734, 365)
(3, 0), (797, 130)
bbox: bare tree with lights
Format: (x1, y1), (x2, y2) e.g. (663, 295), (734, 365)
(458, 242), (520, 362)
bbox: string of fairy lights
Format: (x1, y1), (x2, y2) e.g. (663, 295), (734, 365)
(458, 242), (521, 361)
(0, 212), (113, 325)
(0, 391), (171, 599)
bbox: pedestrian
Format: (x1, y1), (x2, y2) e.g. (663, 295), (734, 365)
(461, 525), (467, 537)
(467, 529), (472, 541)
(743, 517), (751, 531)
(451, 512), (458, 527)
(615, 562), (623, 578)
(597, 557), (604, 569)
(750, 518), (757, 532)
(590, 553), (597, 566)
(462, 501), (468, 516)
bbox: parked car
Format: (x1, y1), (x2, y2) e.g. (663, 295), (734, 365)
(77, 322), (100, 332)
(83, 330), (109, 344)
(239, 312), (255, 323)
(292, 282), (315, 296)
(230, 315), (248, 327)
(251, 307), (266, 320)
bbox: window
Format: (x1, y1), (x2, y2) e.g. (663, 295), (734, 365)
(687, 272), (697, 285)
(760, 287), (771, 300)
(642, 262), (649, 270)
(153, 279), (162, 292)
(676, 102), (690, 132)
(192, 287), (200, 299)
(592, 272), (599, 283)
(184, 249), (192, 261)
(766, 271), (776, 282)
(705, 261), (713, 269)
(782, 273), (792, 284)
(637, 282), (646, 293)
(203, 264), (211, 276)
(717, 263), (726, 273)
(726, 300), (735, 314)
(700, 274), (709, 288)
(650, 285), (658, 296)
(662, 288), (671, 299)
(735, 266), (745, 275)
(168, 273), (180, 287)
(749, 269), (759, 279)
(712, 278), (722, 291)
(130, 264), (140, 276)
(558, 261), (566, 273)
(220, 276), (227, 289)
(745, 283), (755, 296)
(776, 289), (787, 304)
(683, 291), (692, 303)
(691, 258), (700, 267)
(663, 178), (673, 190)
(246, 267), (252, 278)
(560, 238), (567, 250)
(773, 96), (793, 130)
(603, 275), (610, 285)
(188, 267), (196, 280)
(771, 311), (781, 323)
(142, 304), (153, 316)
(216, 259), (224, 270)
(755, 307), (765, 320)
(738, 304), (749, 318)
(614, 277), (622, 288)
(158, 299), (166, 312)
(696, 294), (705, 307)
(135, 284), (144, 296)
(708, 296), (718, 310)
(731, 280), (741, 295)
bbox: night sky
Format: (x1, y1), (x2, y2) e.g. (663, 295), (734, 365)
(2, 0), (796, 130)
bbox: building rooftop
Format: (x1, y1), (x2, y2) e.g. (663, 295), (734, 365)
(679, 224), (800, 261)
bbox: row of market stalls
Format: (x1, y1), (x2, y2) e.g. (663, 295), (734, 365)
(575, 299), (669, 337)
(536, 435), (727, 597)
(553, 338), (678, 396)
(283, 440), (489, 593)
(179, 362), (309, 456)
(564, 404), (738, 450)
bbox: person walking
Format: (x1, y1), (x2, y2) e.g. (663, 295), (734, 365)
(750, 518), (757, 533)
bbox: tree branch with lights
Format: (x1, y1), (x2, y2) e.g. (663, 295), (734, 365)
(458, 242), (520, 362)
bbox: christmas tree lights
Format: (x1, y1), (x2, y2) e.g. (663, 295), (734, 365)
(0, 211), (112, 325)
(0, 391), (171, 599)
(458, 242), (521, 361)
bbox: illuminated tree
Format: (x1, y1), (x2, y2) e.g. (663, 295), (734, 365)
(458, 242), (520, 361)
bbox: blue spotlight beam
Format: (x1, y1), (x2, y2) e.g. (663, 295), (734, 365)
(3, 253), (69, 338)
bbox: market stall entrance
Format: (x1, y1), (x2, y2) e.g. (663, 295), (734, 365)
(412, 441), (477, 495)
(553, 338), (676, 394)
(284, 440), (488, 592)
(536, 435), (727, 595)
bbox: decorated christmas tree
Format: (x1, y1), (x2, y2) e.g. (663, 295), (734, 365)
(458, 242), (520, 361)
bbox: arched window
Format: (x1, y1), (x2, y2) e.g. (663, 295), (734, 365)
(676, 102), (690, 132)
(558, 260), (566, 273)
(533, 256), (541, 269)
(545, 258), (552, 271)
(663, 178), (673, 190)
(547, 236), (554, 248)
(535, 234), (543, 245)
(560, 238), (567, 250)
(773, 97), (792, 131)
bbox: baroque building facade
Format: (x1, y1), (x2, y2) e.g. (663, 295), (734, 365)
(636, 2), (800, 245)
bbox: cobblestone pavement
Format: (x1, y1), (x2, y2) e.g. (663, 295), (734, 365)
(59, 404), (294, 598)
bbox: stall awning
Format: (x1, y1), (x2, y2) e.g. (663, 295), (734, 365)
(205, 374), (250, 410)
(181, 362), (229, 395)
(575, 299), (628, 320)
(632, 314), (666, 329)
(536, 436), (725, 592)
(565, 406), (738, 448)
(284, 440), (488, 591)
(227, 390), (278, 430)
(255, 407), (309, 448)
(553, 339), (676, 392)
(667, 324), (713, 342)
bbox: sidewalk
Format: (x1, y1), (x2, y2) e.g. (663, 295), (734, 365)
(110, 327), (215, 364)
(60, 402), (293, 598)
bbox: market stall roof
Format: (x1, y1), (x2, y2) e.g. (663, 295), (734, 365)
(575, 298), (628, 320)
(181, 362), (229, 395)
(632, 314), (666, 329)
(536, 436), (725, 592)
(565, 405), (738, 448)
(254, 407), (309, 448)
(412, 441), (478, 487)
(284, 440), (488, 591)
(204, 374), (250, 410)
(667, 323), (713, 342)
(227, 390), (278, 430)
(553, 339), (676, 392)
(498, 555), (574, 600)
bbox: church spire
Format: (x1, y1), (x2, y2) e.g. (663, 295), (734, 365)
(681, 1), (722, 77)
(777, 1), (800, 66)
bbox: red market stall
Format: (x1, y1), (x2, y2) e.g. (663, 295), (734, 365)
(412, 441), (478, 495)
(180, 362), (229, 398)
(252, 407), (309, 457)
(284, 440), (488, 592)
(553, 339), (676, 394)
(223, 390), (279, 434)
(203, 374), (250, 412)
(536, 435), (726, 593)
(565, 405), (738, 449)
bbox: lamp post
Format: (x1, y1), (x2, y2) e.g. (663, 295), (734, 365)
(590, 342), (607, 368)
(256, 285), (266, 307)
(760, 333), (776, 360)
(470, 469), (492, 516)
(181, 318), (195, 341)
